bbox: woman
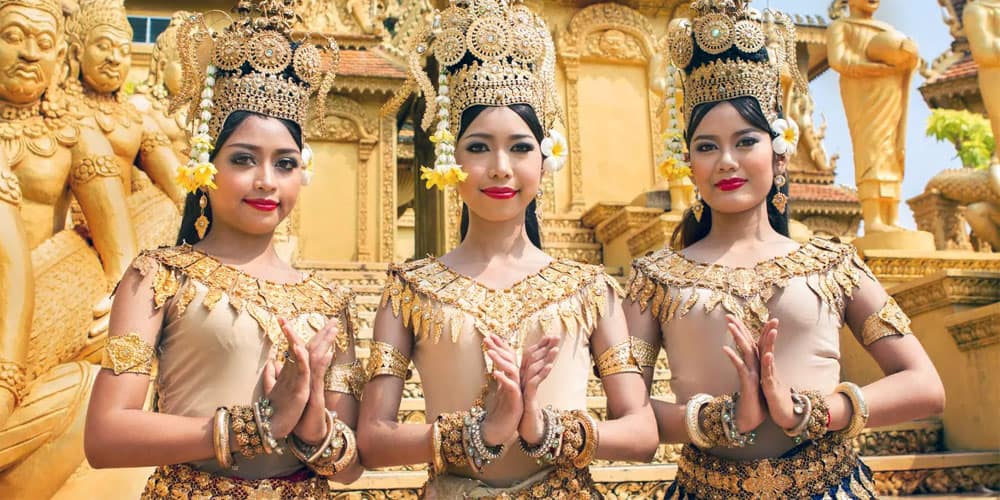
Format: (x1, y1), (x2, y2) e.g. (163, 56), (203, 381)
(84, 4), (364, 497)
(357, 0), (658, 497)
(625, 2), (945, 499)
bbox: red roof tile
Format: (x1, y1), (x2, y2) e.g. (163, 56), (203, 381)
(338, 49), (407, 79)
(790, 183), (859, 203)
(927, 54), (978, 84)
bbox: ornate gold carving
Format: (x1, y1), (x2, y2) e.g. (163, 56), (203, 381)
(851, 421), (942, 456)
(0, 360), (27, 405)
(139, 132), (171, 157)
(946, 302), (1000, 352)
(70, 156), (122, 187)
(861, 253), (1000, 282)
(380, 117), (398, 261)
(629, 238), (874, 335)
(914, 167), (1000, 251)
(100, 333), (155, 376)
(873, 465), (1000, 496)
(0, 170), (22, 207)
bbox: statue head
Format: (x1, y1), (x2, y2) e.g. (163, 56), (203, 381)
(147, 11), (187, 96)
(66, 0), (132, 94)
(848, 0), (880, 16)
(0, 0), (65, 105)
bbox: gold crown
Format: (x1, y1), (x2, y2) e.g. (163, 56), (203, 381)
(0, 0), (64, 26)
(668, 0), (804, 123)
(410, 0), (561, 134)
(172, 0), (339, 139)
(66, 0), (132, 45)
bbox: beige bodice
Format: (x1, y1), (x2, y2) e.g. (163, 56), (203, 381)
(382, 257), (621, 487)
(135, 245), (358, 479)
(628, 237), (877, 459)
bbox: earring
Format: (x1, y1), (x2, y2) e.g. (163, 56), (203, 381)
(772, 174), (788, 214)
(691, 189), (704, 222)
(195, 193), (210, 239)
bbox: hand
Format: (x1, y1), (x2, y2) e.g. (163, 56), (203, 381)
(517, 336), (560, 445)
(260, 318), (312, 440)
(720, 315), (768, 433)
(293, 317), (341, 445)
(481, 334), (522, 447)
(759, 322), (801, 430)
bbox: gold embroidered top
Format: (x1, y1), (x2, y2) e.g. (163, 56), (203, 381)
(133, 245), (358, 479)
(627, 237), (900, 459)
(381, 257), (621, 485)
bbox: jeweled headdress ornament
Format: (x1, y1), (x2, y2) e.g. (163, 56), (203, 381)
(667, 0), (805, 132)
(406, 0), (567, 189)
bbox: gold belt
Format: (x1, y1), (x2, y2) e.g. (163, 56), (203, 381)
(422, 465), (599, 499)
(674, 438), (876, 500)
(141, 463), (331, 499)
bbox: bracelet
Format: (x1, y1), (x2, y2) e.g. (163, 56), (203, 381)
(464, 406), (505, 472)
(437, 411), (468, 469)
(519, 406), (563, 464)
(834, 382), (869, 438)
(684, 393), (714, 448)
(782, 390), (813, 443)
(802, 390), (830, 440)
(252, 397), (282, 455)
(288, 410), (357, 477)
(556, 410), (585, 466)
(230, 405), (264, 458)
(573, 410), (599, 469)
(430, 420), (445, 476)
(212, 407), (233, 469)
(721, 392), (757, 448)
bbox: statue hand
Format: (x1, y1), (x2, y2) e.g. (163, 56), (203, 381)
(0, 389), (14, 429)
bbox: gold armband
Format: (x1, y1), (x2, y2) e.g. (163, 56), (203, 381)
(630, 337), (659, 369)
(862, 297), (913, 346)
(70, 155), (121, 187)
(325, 359), (365, 398)
(366, 341), (410, 381)
(101, 333), (155, 375)
(595, 340), (641, 378)
(0, 170), (22, 207)
(140, 131), (171, 155)
(0, 359), (27, 406)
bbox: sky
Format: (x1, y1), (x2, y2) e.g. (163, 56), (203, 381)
(766, 0), (960, 229)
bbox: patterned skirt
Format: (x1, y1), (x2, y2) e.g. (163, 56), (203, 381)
(421, 465), (600, 499)
(665, 438), (878, 499)
(141, 463), (332, 499)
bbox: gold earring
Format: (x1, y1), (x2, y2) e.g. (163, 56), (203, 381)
(691, 189), (704, 222)
(195, 193), (210, 239)
(772, 174), (788, 214)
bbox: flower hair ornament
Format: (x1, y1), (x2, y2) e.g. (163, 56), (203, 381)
(171, 0), (339, 237)
(404, 0), (566, 190)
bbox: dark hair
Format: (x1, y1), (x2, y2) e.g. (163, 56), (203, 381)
(670, 96), (790, 249)
(456, 103), (544, 249)
(176, 111), (303, 245)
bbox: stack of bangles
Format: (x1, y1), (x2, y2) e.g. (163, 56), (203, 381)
(212, 399), (357, 477)
(429, 405), (600, 475)
(683, 381), (869, 448)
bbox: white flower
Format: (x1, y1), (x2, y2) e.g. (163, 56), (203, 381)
(771, 118), (800, 156)
(540, 129), (568, 172)
(301, 169), (314, 185)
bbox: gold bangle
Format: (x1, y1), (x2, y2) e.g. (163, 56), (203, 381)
(834, 382), (869, 438)
(430, 421), (445, 476)
(230, 405), (264, 458)
(572, 410), (599, 469)
(685, 393), (714, 449)
(630, 337), (659, 369)
(213, 407), (233, 469)
(595, 340), (641, 378)
(101, 333), (155, 376)
(437, 411), (468, 469)
(366, 341), (410, 381)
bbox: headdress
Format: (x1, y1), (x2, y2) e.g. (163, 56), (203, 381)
(0, 0), (64, 26)
(171, 0), (339, 193)
(65, 0), (132, 46)
(666, 0), (805, 155)
(406, 0), (567, 190)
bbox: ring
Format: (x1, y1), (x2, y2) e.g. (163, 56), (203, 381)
(284, 350), (295, 363)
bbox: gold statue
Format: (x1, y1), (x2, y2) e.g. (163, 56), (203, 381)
(64, 0), (186, 205)
(965, 0), (1000, 166)
(0, 0), (140, 496)
(129, 11), (190, 160)
(828, 0), (919, 233)
(923, 165), (1000, 250)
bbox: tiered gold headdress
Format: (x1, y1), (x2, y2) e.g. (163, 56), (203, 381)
(407, 0), (567, 189)
(171, 0), (339, 198)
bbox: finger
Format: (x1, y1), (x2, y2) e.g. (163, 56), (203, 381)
(488, 349), (520, 380)
(523, 364), (555, 399)
(727, 322), (756, 368)
(760, 352), (778, 392)
(486, 336), (518, 363)
(491, 334), (517, 355)
(492, 367), (520, 395)
(722, 346), (751, 380)
(263, 359), (277, 394)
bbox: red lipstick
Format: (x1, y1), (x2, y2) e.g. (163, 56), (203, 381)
(715, 178), (747, 192)
(481, 187), (519, 200)
(244, 198), (279, 211)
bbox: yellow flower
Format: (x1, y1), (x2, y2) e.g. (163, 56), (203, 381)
(192, 162), (218, 190)
(420, 165), (467, 190)
(429, 129), (455, 144)
(191, 134), (214, 153)
(657, 155), (692, 181)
